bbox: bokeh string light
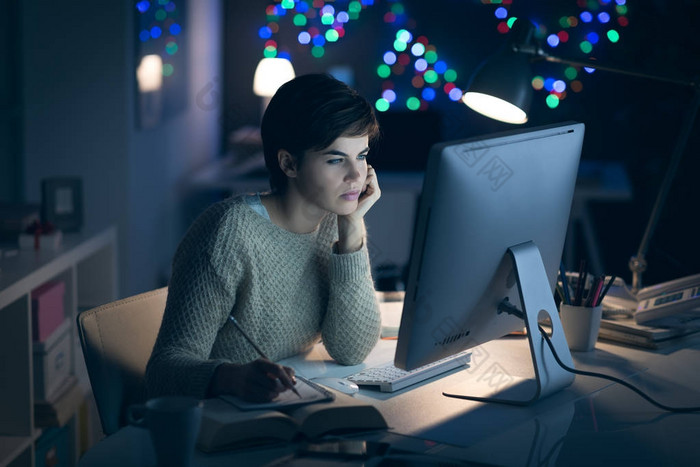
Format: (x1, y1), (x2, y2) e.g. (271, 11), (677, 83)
(136, 0), (183, 79)
(259, 0), (375, 60)
(259, 0), (462, 112)
(483, 0), (629, 110)
(257, 0), (630, 113)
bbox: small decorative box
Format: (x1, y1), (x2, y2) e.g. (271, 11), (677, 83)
(32, 280), (66, 342)
(19, 230), (63, 250)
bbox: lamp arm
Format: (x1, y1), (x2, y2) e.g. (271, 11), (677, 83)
(515, 45), (698, 88)
(629, 88), (700, 291)
(514, 43), (700, 291)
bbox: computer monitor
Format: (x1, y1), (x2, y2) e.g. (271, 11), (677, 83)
(394, 121), (585, 405)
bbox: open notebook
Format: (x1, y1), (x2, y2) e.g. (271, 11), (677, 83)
(219, 376), (334, 411)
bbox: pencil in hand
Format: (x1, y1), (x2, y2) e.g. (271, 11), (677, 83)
(228, 314), (302, 399)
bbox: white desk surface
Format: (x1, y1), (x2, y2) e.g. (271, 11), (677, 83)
(79, 314), (700, 466)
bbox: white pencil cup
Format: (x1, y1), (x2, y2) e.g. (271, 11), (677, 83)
(560, 304), (603, 352)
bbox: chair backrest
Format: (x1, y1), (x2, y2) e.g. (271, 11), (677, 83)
(77, 287), (167, 435)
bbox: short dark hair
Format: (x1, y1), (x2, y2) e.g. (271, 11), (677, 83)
(261, 73), (379, 193)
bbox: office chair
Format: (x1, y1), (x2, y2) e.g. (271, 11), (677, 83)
(76, 287), (167, 435)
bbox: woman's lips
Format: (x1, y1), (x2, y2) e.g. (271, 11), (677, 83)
(341, 190), (360, 201)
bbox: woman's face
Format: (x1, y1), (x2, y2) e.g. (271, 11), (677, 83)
(292, 135), (369, 217)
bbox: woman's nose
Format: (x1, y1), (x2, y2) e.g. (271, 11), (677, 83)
(345, 163), (362, 181)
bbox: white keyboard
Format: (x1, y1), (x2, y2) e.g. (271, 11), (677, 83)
(346, 350), (472, 392)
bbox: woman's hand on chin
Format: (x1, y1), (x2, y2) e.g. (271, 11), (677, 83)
(337, 165), (381, 254)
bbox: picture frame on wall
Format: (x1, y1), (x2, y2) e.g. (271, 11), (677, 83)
(41, 177), (83, 232)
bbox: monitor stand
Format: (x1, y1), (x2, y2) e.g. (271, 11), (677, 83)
(443, 241), (575, 405)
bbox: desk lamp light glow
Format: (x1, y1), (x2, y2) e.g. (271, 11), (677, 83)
(253, 57), (296, 118)
(462, 19), (700, 292)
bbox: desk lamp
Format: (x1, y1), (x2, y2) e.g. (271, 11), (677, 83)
(253, 57), (296, 119)
(462, 20), (700, 292)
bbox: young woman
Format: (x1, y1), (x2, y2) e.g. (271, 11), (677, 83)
(146, 73), (382, 402)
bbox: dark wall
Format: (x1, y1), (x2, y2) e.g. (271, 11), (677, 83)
(0, 0), (23, 202)
(222, 0), (700, 286)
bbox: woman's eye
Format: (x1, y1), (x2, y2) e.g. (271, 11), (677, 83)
(357, 154), (367, 160)
(327, 158), (343, 165)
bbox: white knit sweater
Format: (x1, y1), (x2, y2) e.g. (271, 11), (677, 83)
(145, 195), (381, 398)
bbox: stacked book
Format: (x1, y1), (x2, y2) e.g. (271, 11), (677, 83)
(599, 315), (700, 349)
(35, 375), (85, 427)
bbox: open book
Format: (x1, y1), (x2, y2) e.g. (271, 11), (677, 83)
(197, 386), (388, 452)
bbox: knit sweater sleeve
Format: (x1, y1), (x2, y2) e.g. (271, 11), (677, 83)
(321, 242), (381, 365)
(145, 203), (240, 398)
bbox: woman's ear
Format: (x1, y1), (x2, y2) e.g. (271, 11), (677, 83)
(278, 150), (298, 178)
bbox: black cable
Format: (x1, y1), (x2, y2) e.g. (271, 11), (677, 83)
(537, 325), (700, 413)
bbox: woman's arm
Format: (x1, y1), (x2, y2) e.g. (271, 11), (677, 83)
(321, 244), (382, 365)
(145, 248), (235, 398)
(322, 165), (382, 364)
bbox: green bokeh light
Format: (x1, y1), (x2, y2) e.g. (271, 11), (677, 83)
(263, 46), (277, 58)
(579, 41), (593, 54)
(444, 69), (457, 82)
(391, 3), (404, 14)
(311, 46), (324, 58)
(293, 14), (307, 26)
(546, 94), (560, 109)
(326, 29), (339, 42)
(375, 98), (390, 112)
(377, 64), (391, 78)
(165, 41), (178, 55)
(607, 29), (620, 43)
(406, 97), (420, 110)
(564, 67), (577, 80)
(423, 70), (438, 84)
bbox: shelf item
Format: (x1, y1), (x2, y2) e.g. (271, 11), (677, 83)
(33, 319), (72, 401)
(31, 280), (66, 343)
(0, 226), (117, 467)
(35, 376), (85, 428)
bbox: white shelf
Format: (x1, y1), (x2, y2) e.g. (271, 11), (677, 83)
(0, 226), (117, 467)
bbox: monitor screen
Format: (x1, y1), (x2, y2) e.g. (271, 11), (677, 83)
(395, 122), (584, 375)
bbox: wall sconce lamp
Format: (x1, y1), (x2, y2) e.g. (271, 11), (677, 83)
(253, 57), (296, 119)
(463, 20), (700, 291)
(136, 54), (163, 129)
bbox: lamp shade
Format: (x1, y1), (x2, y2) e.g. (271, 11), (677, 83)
(253, 58), (296, 97)
(137, 54), (163, 92)
(462, 49), (533, 124)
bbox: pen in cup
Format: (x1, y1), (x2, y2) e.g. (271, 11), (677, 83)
(574, 259), (587, 306)
(586, 275), (605, 307)
(559, 261), (572, 305)
(595, 275), (616, 307)
(228, 314), (301, 399)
